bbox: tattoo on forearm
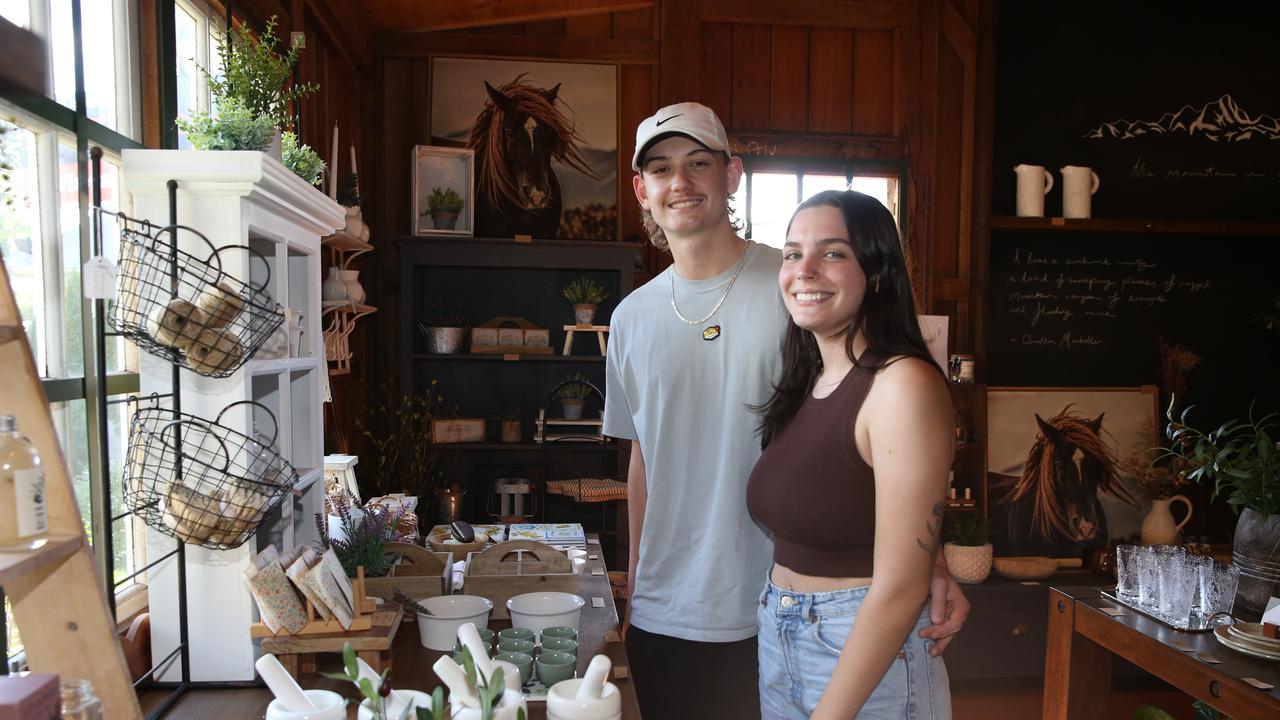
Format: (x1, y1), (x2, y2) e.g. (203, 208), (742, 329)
(916, 501), (944, 556)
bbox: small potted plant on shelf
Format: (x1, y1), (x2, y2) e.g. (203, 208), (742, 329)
(1160, 398), (1280, 620)
(419, 300), (466, 354)
(552, 372), (594, 421)
(281, 131), (325, 187)
(942, 512), (992, 584)
(427, 186), (465, 231)
(562, 277), (609, 325)
(177, 15), (322, 184)
(493, 403), (524, 444)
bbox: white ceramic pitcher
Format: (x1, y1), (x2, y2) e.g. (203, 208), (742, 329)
(1061, 165), (1100, 218)
(1013, 164), (1053, 217)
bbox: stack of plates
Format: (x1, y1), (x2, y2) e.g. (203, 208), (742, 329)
(1213, 622), (1280, 661)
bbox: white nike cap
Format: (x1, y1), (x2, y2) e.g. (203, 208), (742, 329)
(632, 102), (731, 171)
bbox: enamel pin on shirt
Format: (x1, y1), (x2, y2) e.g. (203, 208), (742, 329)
(703, 325), (721, 341)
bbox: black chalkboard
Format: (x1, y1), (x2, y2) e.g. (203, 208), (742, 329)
(988, 229), (1280, 423)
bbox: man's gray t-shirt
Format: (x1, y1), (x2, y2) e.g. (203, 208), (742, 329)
(603, 241), (787, 642)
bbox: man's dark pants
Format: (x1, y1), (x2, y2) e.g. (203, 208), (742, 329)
(626, 625), (761, 719)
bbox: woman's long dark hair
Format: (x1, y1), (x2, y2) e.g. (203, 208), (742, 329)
(758, 190), (942, 447)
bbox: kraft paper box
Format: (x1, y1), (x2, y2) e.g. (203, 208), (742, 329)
(523, 328), (550, 348)
(431, 418), (485, 444)
(471, 327), (498, 347)
(498, 327), (524, 346)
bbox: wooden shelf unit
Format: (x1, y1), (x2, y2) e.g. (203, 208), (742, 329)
(990, 214), (1280, 236)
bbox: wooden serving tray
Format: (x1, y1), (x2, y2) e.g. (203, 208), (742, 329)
(463, 540), (576, 619)
(364, 542), (453, 603)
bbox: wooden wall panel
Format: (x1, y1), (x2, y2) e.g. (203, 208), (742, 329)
(931, 40), (964, 280)
(619, 63), (653, 243)
(525, 19), (568, 35)
(769, 26), (809, 131)
(807, 28), (854, 134)
(567, 13), (615, 37)
(730, 24), (772, 129)
(611, 8), (654, 38)
(851, 28), (898, 136)
(699, 23), (733, 121)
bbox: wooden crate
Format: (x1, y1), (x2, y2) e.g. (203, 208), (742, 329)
(463, 540), (577, 619)
(363, 542), (453, 602)
(430, 418), (485, 443)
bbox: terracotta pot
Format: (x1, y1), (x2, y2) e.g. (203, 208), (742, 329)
(573, 303), (597, 325)
(432, 211), (458, 231)
(501, 420), (521, 443)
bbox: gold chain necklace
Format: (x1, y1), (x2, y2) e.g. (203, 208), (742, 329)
(669, 246), (748, 325)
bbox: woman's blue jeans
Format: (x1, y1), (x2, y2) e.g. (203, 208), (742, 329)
(757, 576), (951, 719)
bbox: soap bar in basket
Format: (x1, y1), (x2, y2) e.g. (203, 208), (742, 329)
(245, 545), (307, 634)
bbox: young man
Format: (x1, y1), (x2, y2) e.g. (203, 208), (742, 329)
(603, 102), (971, 718)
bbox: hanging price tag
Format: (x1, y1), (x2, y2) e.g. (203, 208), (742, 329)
(83, 256), (118, 299)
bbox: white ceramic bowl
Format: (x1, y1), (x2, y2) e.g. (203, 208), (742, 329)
(506, 592), (586, 639)
(416, 595), (493, 651)
(357, 689), (435, 720)
(546, 679), (622, 720)
(265, 690), (346, 720)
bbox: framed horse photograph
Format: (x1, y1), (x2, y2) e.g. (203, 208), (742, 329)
(986, 385), (1159, 558)
(428, 56), (618, 241)
(411, 146), (475, 236)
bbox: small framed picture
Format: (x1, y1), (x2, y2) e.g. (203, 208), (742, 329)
(411, 145), (474, 236)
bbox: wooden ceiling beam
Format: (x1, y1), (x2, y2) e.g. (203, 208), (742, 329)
(697, 0), (900, 29)
(382, 31), (656, 64)
(362, 0), (652, 33)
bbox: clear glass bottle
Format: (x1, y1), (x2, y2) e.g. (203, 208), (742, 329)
(0, 414), (48, 547)
(60, 679), (103, 720)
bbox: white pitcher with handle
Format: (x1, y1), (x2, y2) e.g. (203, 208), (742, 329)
(1061, 165), (1100, 218)
(1140, 494), (1193, 546)
(1013, 164), (1053, 217)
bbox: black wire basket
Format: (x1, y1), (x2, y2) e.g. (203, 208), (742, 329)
(109, 214), (284, 378)
(123, 400), (297, 550)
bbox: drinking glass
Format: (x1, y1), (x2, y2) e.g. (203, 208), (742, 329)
(1200, 562), (1240, 624)
(1115, 545), (1139, 601)
(1157, 555), (1196, 626)
(1152, 545), (1186, 617)
(1189, 554), (1214, 620)
(1134, 545), (1158, 609)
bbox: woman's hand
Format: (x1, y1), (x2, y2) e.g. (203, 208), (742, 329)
(919, 558), (970, 655)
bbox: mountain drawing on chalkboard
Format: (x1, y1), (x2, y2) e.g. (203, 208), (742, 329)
(1083, 94), (1280, 142)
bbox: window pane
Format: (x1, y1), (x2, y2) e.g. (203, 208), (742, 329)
(729, 176), (747, 239)
(802, 174), (849, 200)
(0, 120), (47, 372)
(81, 0), (119, 130)
(51, 0), (75, 110)
(0, 0), (30, 27)
(92, 152), (134, 372)
(175, 4), (200, 149)
(748, 172), (798, 249)
(58, 141), (83, 377)
(849, 176), (894, 214)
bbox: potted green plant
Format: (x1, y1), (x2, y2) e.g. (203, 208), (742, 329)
(281, 131), (326, 187)
(418, 300), (467, 354)
(1161, 399), (1280, 620)
(942, 512), (992, 584)
(562, 277), (609, 325)
(552, 372), (594, 420)
(493, 403), (524, 444)
(355, 382), (441, 503)
(315, 499), (405, 579)
(427, 187), (464, 231)
(177, 15), (318, 166)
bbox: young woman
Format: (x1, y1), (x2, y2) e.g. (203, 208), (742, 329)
(746, 190), (954, 719)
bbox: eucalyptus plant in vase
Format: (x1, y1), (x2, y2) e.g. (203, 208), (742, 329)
(1160, 398), (1280, 620)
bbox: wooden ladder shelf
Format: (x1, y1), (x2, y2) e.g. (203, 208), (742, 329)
(0, 253), (143, 717)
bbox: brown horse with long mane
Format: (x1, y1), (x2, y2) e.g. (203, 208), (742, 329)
(467, 75), (597, 238)
(989, 407), (1139, 556)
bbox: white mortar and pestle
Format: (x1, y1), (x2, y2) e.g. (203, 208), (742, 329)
(547, 654), (622, 720)
(432, 623), (527, 720)
(353, 656), (433, 719)
(257, 654), (346, 720)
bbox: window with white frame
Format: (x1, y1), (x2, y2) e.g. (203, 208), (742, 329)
(730, 162), (902, 248)
(1, 0), (144, 664)
(174, 0), (226, 148)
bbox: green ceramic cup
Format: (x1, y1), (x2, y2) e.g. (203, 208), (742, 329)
(536, 650), (576, 686)
(453, 628), (495, 655)
(540, 636), (578, 658)
(498, 627), (535, 644)
(497, 638), (535, 656)
(540, 626), (577, 642)
(495, 651), (533, 685)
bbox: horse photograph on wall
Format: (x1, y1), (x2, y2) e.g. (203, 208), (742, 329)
(986, 386), (1157, 558)
(430, 56), (618, 241)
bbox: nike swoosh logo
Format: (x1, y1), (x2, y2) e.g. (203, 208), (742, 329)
(655, 114), (683, 127)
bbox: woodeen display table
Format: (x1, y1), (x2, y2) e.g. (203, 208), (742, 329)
(1045, 586), (1280, 720)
